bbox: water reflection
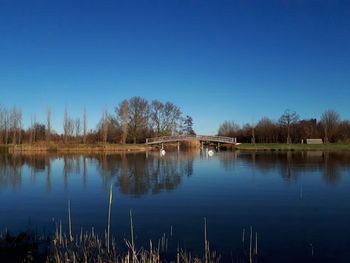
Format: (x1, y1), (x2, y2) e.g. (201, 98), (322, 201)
(1, 151), (350, 262)
(0, 151), (350, 193)
(0, 154), (22, 189)
(95, 152), (195, 196)
(235, 151), (350, 184)
(0, 152), (196, 196)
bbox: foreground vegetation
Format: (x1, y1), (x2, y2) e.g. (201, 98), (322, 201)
(0, 188), (254, 263)
(1, 227), (224, 263)
(1, 214), (256, 263)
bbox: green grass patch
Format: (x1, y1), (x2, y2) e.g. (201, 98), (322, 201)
(234, 143), (350, 151)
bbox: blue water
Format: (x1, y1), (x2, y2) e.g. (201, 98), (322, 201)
(1, 151), (350, 262)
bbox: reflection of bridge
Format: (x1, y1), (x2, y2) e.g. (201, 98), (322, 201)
(146, 135), (237, 147)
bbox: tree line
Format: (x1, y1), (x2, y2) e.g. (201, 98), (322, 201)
(0, 96), (195, 145)
(218, 109), (350, 144)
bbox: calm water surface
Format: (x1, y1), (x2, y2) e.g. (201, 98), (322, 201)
(1, 151), (350, 262)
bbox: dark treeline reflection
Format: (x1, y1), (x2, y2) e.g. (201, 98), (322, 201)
(0, 153), (52, 190)
(1, 151), (350, 192)
(233, 151), (350, 185)
(0, 152), (195, 196)
(95, 152), (195, 196)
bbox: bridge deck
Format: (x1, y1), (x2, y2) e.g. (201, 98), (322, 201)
(146, 135), (237, 144)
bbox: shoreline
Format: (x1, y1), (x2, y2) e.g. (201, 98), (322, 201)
(2, 143), (153, 154)
(233, 143), (350, 151)
(2, 142), (350, 154)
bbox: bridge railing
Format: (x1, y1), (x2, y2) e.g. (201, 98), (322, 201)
(196, 135), (236, 143)
(146, 135), (236, 144)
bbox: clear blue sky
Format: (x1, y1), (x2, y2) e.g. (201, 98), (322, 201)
(1, 0), (349, 134)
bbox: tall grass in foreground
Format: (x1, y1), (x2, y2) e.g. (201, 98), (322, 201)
(0, 187), (260, 262)
(47, 221), (221, 263)
(45, 188), (259, 263)
(46, 186), (223, 263)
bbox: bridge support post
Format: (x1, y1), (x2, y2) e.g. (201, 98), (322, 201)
(177, 141), (180, 152)
(201, 141), (204, 151)
(218, 142), (220, 151)
(161, 143), (164, 150)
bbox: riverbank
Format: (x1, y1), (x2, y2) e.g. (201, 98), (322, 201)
(233, 143), (350, 151)
(3, 143), (153, 154)
(3, 142), (350, 154)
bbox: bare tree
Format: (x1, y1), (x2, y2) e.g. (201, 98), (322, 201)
(218, 121), (240, 137)
(117, 100), (129, 144)
(62, 108), (77, 143)
(256, 117), (276, 143)
(9, 107), (22, 144)
(163, 102), (182, 134)
(75, 118), (81, 140)
(251, 124), (256, 144)
(29, 114), (34, 144)
(321, 109), (340, 143)
(279, 109), (299, 144)
(32, 114), (37, 142)
(9, 108), (16, 144)
(67, 118), (75, 138)
(100, 108), (109, 144)
(17, 110), (22, 144)
(150, 100), (182, 136)
(83, 109), (87, 144)
(150, 100), (163, 135)
(63, 107), (69, 144)
(46, 107), (51, 142)
(4, 108), (8, 144)
(298, 119), (319, 141)
(338, 120), (350, 142)
(128, 97), (149, 144)
(0, 105), (4, 144)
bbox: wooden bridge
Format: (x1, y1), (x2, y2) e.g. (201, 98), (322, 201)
(145, 135), (237, 145)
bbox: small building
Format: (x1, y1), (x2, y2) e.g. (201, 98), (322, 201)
(306, 138), (323, 144)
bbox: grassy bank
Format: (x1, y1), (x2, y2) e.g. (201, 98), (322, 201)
(5, 143), (153, 154)
(234, 143), (350, 151)
(4, 142), (350, 154)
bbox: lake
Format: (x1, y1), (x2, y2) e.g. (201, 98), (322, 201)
(1, 150), (350, 262)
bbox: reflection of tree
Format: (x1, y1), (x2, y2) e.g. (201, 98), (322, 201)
(63, 155), (83, 190)
(0, 151), (349, 192)
(115, 152), (194, 197)
(323, 152), (340, 185)
(0, 153), (194, 195)
(0, 154), (22, 189)
(95, 154), (121, 186)
(238, 152), (278, 172)
(218, 151), (239, 170)
(83, 156), (87, 189)
(93, 152), (195, 196)
(280, 152), (294, 181)
(237, 151), (350, 185)
(46, 159), (51, 192)
(0, 154), (86, 190)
